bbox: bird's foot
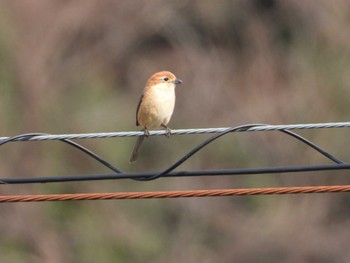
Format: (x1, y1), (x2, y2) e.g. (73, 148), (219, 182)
(162, 125), (171, 138)
(143, 129), (150, 138)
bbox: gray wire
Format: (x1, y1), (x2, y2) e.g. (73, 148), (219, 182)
(0, 122), (349, 142)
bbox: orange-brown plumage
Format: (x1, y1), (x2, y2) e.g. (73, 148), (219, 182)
(129, 71), (182, 163)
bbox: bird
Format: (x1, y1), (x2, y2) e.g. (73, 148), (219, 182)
(129, 71), (183, 163)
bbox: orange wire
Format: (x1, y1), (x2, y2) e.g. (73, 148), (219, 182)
(1, 185), (350, 202)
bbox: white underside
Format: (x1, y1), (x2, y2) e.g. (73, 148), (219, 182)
(144, 83), (176, 129)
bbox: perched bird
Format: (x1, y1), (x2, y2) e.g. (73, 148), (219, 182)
(129, 71), (182, 163)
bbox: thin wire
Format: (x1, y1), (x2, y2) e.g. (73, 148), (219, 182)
(1, 163), (350, 184)
(0, 122), (349, 142)
(279, 130), (344, 164)
(137, 124), (344, 181)
(1, 185), (350, 202)
(0, 122), (346, 183)
(0, 133), (124, 176)
(137, 124), (259, 181)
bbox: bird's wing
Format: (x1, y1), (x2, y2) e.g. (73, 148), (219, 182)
(136, 94), (144, 126)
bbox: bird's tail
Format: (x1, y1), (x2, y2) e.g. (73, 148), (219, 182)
(129, 135), (145, 163)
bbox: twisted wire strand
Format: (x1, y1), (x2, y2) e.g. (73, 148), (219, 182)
(0, 122), (347, 183)
(0, 133), (124, 174)
(137, 123), (346, 180)
(1, 185), (350, 202)
(1, 122), (349, 142)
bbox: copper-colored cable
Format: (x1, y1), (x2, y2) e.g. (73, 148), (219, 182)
(1, 185), (350, 203)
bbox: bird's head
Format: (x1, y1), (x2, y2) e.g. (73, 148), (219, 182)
(147, 71), (182, 87)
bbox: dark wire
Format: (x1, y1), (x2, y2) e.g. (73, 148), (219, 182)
(0, 133), (124, 174)
(279, 130), (344, 164)
(136, 124), (344, 181)
(1, 164), (350, 184)
(135, 125), (260, 181)
(0, 124), (345, 183)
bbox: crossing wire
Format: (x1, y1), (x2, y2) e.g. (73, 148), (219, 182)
(0, 122), (349, 183)
(0, 122), (349, 202)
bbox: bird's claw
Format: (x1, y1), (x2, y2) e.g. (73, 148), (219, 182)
(161, 124), (171, 137)
(144, 129), (150, 137)
(165, 127), (171, 138)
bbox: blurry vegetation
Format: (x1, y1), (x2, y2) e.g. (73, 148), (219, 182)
(0, 1), (350, 262)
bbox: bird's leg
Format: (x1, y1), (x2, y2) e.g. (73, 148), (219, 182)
(143, 128), (150, 138)
(161, 124), (171, 138)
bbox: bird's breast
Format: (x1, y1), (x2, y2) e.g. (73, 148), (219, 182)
(138, 84), (176, 129)
(151, 84), (175, 109)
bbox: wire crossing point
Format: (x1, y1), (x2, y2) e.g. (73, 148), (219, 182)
(0, 122), (348, 183)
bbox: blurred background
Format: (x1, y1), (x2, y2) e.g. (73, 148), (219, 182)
(0, 0), (350, 262)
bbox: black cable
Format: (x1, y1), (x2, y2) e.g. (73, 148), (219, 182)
(137, 124), (344, 181)
(1, 163), (350, 184)
(0, 124), (344, 183)
(136, 124), (261, 181)
(0, 133), (124, 174)
(279, 130), (344, 164)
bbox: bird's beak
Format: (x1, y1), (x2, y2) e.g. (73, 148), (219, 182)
(173, 79), (183, 85)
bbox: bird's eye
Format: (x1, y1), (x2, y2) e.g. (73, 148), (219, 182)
(163, 77), (169, 81)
